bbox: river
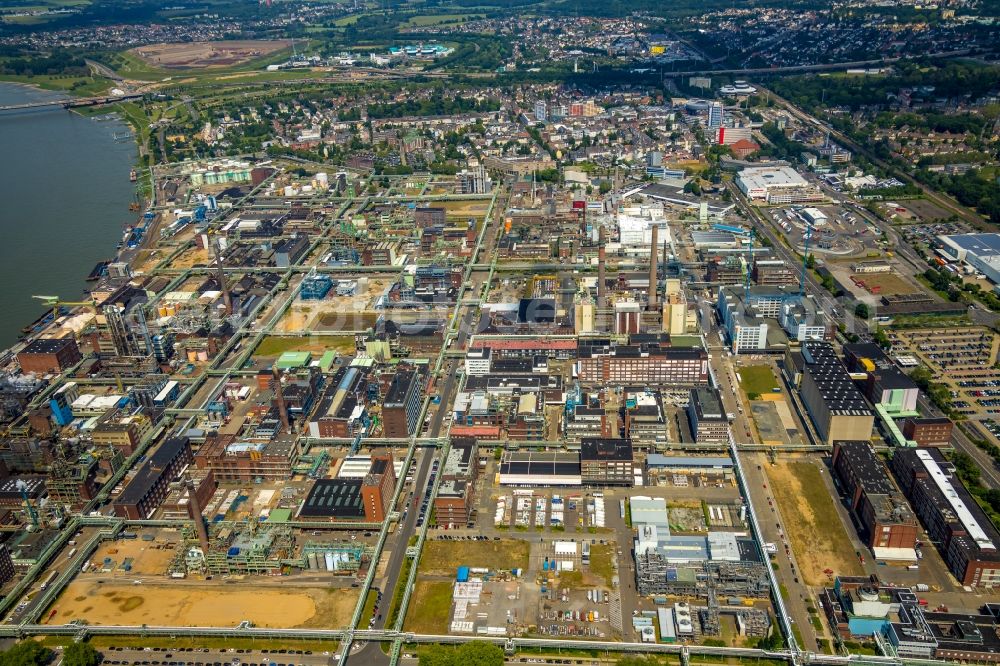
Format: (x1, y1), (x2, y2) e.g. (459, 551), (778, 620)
(0, 82), (135, 348)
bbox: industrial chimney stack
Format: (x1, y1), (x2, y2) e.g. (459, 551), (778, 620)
(272, 366), (290, 433)
(648, 224), (659, 310)
(185, 477), (211, 555)
(213, 239), (233, 316)
(597, 226), (607, 308)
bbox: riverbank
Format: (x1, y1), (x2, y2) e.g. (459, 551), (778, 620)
(0, 82), (137, 346)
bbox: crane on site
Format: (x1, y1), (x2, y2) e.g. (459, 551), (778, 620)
(32, 295), (98, 324)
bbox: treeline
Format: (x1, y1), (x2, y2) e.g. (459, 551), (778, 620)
(772, 61), (1000, 111)
(366, 94), (500, 119)
(874, 110), (991, 135)
(0, 50), (89, 77)
(757, 121), (807, 161)
(916, 168), (1000, 224)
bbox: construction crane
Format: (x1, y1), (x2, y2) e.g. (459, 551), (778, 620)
(16, 480), (39, 530)
(32, 295), (97, 323)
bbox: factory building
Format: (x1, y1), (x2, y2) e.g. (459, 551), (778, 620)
(891, 448), (1000, 587)
(580, 438), (635, 487)
(796, 341), (874, 445)
(382, 368), (422, 438)
(752, 260), (799, 287)
(498, 451), (581, 486)
(831, 441), (918, 554)
(577, 341), (708, 385)
(16, 338), (82, 374)
(686, 387), (731, 443)
(901, 417), (953, 447)
(113, 437), (193, 520)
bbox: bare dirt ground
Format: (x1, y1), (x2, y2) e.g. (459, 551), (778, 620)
(51, 581), (358, 628)
(131, 40), (293, 69)
(766, 460), (864, 586)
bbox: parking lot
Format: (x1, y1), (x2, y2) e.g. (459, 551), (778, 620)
(888, 326), (1000, 419)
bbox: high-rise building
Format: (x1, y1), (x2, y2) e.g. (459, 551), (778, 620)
(707, 101), (724, 129)
(534, 100), (547, 122)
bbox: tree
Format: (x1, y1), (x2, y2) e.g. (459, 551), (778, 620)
(806, 254), (816, 269)
(62, 644), (100, 666)
(419, 642), (503, 666)
(0, 641), (52, 666)
(854, 303), (870, 319)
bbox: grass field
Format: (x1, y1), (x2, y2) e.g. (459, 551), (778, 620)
(404, 13), (477, 26)
(0, 73), (112, 96)
(403, 581), (453, 634)
(739, 365), (779, 395)
(253, 335), (356, 357)
(589, 544), (614, 587)
(766, 461), (864, 585)
(419, 539), (530, 576)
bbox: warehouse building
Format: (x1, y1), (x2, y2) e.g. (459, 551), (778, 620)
(831, 441), (918, 555)
(891, 447), (1000, 587)
(797, 341), (874, 445)
(498, 451), (581, 486)
(736, 166), (822, 204)
(938, 233), (1000, 285)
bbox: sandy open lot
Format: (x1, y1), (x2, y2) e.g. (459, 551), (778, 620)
(51, 581), (358, 628)
(766, 460), (864, 586)
(849, 271), (917, 296)
(131, 40), (293, 69)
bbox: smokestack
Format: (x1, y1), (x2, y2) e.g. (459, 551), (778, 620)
(597, 226), (607, 308)
(186, 477), (210, 554)
(272, 366), (290, 433)
(213, 239), (233, 316)
(648, 224), (659, 310)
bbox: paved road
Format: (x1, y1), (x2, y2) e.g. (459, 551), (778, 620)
(348, 189), (506, 666)
(739, 454), (819, 652)
(97, 647), (335, 666)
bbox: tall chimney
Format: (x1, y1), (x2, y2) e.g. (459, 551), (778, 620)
(272, 366), (290, 433)
(648, 224), (659, 310)
(186, 477), (211, 554)
(597, 226), (607, 308)
(213, 239), (233, 316)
